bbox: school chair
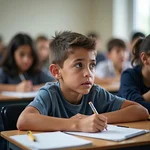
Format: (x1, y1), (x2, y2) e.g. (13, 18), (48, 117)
(1, 103), (27, 131)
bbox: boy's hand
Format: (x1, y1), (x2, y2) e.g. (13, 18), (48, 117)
(16, 80), (33, 92)
(78, 114), (107, 132)
(70, 113), (88, 119)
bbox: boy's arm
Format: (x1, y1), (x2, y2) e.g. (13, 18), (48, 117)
(17, 106), (78, 131)
(17, 106), (107, 132)
(102, 100), (149, 123)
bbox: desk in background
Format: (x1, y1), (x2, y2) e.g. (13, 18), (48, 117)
(1, 121), (150, 150)
(100, 82), (120, 95)
(0, 94), (33, 109)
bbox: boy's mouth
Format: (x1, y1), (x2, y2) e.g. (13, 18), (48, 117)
(81, 81), (92, 87)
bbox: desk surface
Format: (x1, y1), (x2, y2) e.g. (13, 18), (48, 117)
(99, 82), (120, 93)
(1, 121), (150, 150)
(0, 94), (33, 102)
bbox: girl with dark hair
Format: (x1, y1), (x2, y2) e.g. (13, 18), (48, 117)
(0, 33), (55, 92)
(119, 35), (150, 113)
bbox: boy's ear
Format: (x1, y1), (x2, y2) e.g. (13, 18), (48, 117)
(49, 64), (62, 79)
(140, 52), (149, 65)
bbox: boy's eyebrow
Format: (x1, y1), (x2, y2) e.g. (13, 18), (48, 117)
(73, 58), (96, 62)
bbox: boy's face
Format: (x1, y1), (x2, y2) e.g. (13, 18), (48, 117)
(58, 48), (96, 95)
(108, 47), (127, 67)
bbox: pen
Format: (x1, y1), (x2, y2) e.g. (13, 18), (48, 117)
(89, 101), (107, 130)
(19, 74), (26, 81)
(27, 131), (36, 142)
(117, 125), (129, 128)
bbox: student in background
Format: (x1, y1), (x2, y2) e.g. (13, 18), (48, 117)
(119, 35), (150, 113)
(0, 33), (55, 92)
(87, 32), (106, 65)
(128, 32), (146, 61)
(95, 38), (131, 84)
(17, 31), (148, 132)
(0, 35), (5, 63)
(35, 35), (50, 70)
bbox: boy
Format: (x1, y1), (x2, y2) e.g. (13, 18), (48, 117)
(95, 38), (131, 84)
(17, 31), (148, 132)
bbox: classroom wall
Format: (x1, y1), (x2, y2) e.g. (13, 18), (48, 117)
(91, 0), (113, 51)
(0, 0), (133, 50)
(0, 0), (92, 43)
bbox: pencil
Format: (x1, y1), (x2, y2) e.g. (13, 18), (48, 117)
(19, 74), (26, 81)
(27, 131), (36, 142)
(89, 101), (107, 130)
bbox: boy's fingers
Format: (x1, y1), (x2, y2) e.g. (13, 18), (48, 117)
(98, 114), (107, 122)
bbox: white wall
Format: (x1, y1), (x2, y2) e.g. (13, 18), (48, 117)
(0, 0), (92, 44)
(91, 0), (113, 50)
(0, 0), (133, 50)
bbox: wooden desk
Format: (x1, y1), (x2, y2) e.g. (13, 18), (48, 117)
(100, 82), (120, 94)
(1, 121), (150, 150)
(0, 94), (33, 108)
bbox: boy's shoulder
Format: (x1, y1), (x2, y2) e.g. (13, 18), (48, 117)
(90, 84), (105, 93)
(42, 82), (60, 91)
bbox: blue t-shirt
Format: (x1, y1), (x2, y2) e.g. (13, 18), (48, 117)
(119, 66), (150, 113)
(0, 68), (55, 85)
(29, 82), (125, 118)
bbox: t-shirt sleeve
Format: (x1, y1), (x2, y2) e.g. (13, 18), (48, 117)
(95, 86), (125, 113)
(28, 88), (52, 115)
(119, 70), (150, 112)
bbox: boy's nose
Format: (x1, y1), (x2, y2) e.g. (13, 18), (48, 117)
(83, 68), (92, 78)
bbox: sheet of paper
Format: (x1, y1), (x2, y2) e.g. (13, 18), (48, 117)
(10, 131), (92, 150)
(66, 125), (150, 142)
(1, 91), (38, 98)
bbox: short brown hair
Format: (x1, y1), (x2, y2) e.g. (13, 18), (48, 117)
(107, 38), (126, 52)
(50, 31), (96, 68)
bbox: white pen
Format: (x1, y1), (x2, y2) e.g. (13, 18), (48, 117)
(89, 101), (107, 130)
(19, 74), (26, 81)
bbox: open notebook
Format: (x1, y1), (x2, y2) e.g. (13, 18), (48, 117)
(66, 125), (150, 142)
(1, 91), (38, 98)
(10, 131), (92, 150)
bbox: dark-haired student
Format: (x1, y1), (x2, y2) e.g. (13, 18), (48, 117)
(17, 31), (148, 132)
(119, 35), (150, 113)
(0, 33), (55, 92)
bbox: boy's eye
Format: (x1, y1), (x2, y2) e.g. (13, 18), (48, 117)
(75, 63), (83, 68)
(90, 63), (96, 69)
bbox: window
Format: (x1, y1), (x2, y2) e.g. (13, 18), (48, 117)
(133, 0), (150, 34)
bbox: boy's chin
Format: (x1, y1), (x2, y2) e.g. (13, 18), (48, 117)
(80, 89), (91, 95)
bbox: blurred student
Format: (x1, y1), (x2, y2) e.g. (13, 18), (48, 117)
(0, 33), (55, 92)
(35, 35), (50, 70)
(119, 35), (150, 113)
(17, 31), (148, 132)
(0, 35), (5, 63)
(128, 32), (145, 61)
(95, 38), (131, 84)
(87, 32), (106, 65)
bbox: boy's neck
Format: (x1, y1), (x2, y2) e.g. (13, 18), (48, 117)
(60, 83), (83, 105)
(113, 63), (122, 75)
